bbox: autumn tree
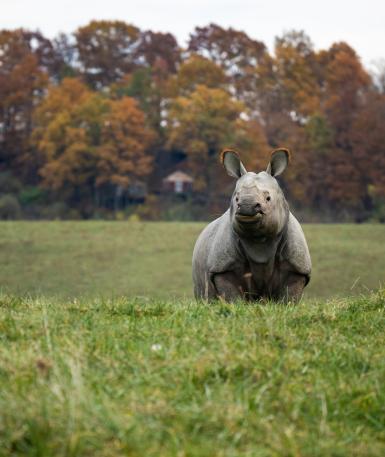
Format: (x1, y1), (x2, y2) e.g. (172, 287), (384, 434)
(75, 20), (140, 88)
(111, 67), (166, 144)
(350, 91), (385, 220)
(320, 42), (370, 145)
(170, 54), (227, 95)
(97, 97), (154, 196)
(188, 24), (268, 108)
(188, 23), (266, 81)
(108, 31), (180, 140)
(52, 33), (78, 79)
(135, 30), (180, 74)
(32, 79), (103, 200)
(114, 70), (154, 115)
(33, 78), (153, 213)
(0, 29), (50, 176)
(315, 43), (371, 210)
(166, 84), (268, 202)
(274, 31), (320, 118)
(351, 92), (385, 199)
(232, 118), (270, 171)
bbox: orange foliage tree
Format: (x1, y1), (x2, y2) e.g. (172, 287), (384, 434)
(32, 78), (153, 212)
(32, 79), (105, 194)
(318, 43), (372, 210)
(97, 97), (154, 189)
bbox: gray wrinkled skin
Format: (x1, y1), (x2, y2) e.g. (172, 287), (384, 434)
(192, 151), (311, 303)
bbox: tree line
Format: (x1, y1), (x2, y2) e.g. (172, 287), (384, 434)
(1, 21), (385, 221)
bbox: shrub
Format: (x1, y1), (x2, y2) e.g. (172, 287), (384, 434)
(18, 187), (45, 205)
(135, 195), (162, 221)
(39, 202), (80, 220)
(0, 194), (22, 219)
(0, 172), (22, 194)
(372, 200), (385, 223)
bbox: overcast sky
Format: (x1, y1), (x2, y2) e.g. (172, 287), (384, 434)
(2, 0), (384, 67)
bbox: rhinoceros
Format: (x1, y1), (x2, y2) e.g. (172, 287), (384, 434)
(192, 148), (311, 303)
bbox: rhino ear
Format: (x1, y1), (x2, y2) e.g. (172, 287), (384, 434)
(220, 149), (247, 178)
(266, 148), (290, 177)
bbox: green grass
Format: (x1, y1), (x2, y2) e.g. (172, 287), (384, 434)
(1, 292), (385, 456)
(1, 222), (385, 455)
(0, 221), (384, 299)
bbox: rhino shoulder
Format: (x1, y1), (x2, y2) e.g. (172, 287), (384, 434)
(280, 212), (311, 278)
(193, 210), (240, 274)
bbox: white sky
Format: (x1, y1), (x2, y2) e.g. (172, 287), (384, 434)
(1, 0), (384, 67)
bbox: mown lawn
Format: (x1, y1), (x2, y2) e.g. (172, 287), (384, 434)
(0, 292), (385, 456)
(0, 221), (384, 299)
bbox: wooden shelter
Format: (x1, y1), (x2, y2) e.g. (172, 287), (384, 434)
(163, 170), (194, 194)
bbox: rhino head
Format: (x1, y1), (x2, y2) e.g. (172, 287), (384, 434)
(221, 148), (290, 239)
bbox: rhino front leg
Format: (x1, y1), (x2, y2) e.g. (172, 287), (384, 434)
(280, 273), (307, 303)
(213, 271), (244, 302)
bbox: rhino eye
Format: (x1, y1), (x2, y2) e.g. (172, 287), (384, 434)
(235, 196), (239, 203)
(266, 196), (271, 202)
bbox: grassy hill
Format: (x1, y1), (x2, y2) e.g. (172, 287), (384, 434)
(1, 292), (385, 456)
(0, 221), (384, 299)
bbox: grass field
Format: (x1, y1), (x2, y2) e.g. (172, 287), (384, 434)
(0, 221), (385, 299)
(1, 292), (385, 456)
(1, 222), (385, 456)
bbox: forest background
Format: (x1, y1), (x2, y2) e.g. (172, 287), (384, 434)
(1, 21), (385, 221)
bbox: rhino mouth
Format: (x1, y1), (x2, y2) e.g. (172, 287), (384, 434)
(235, 212), (264, 223)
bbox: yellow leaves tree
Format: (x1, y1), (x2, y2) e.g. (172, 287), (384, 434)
(167, 85), (243, 160)
(274, 31), (320, 118)
(97, 97), (154, 188)
(170, 54), (227, 96)
(166, 85), (268, 195)
(233, 119), (270, 171)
